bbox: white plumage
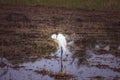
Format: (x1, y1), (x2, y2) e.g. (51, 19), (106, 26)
(51, 33), (67, 53)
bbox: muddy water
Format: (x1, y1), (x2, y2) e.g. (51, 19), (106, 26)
(0, 4), (120, 80)
(0, 47), (120, 80)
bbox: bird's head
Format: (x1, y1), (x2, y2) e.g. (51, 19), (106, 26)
(51, 34), (58, 42)
(51, 34), (57, 39)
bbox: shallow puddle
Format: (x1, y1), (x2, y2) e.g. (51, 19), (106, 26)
(0, 48), (120, 80)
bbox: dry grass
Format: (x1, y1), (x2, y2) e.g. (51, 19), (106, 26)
(0, 0), (120, 10)
(35, 69), (74, 80)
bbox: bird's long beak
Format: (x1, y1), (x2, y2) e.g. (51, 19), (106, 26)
(48, 37), (52, 40)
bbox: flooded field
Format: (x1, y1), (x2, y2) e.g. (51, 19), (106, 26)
(0, 4), (120, 80)
(0, 48), (120, 80)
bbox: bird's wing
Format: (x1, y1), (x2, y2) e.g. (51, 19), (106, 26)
(57, 34), (67, 52)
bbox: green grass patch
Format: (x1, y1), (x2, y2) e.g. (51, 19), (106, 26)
(0, 0), (120, 10)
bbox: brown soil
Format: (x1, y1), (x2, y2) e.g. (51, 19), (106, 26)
(0, 4), (120, 63)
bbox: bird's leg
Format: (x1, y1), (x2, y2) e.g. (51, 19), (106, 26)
(61, 47), (63, 59)
(60, 47), (63, 72)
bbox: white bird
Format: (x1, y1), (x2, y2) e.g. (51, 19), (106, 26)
(51, 33), (68, 72)
(51, 33), (67, 54)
